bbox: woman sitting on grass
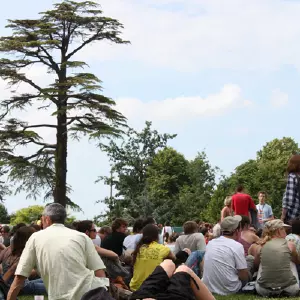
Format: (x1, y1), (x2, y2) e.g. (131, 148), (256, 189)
(238, 215), (259, 256)
(0, 226), (47, 298)
(255, 219), (300, 297)
(130, 224), (175, 291)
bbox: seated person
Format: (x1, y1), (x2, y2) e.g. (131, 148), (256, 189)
(130, 224), (175, 291)
(101, 218), (128, 256)
(255, 219), (300, 297)
(175, 221), (206, 254)
(75, 220), (118, 259)
(203, 216), (250, 295)
(0, 226), (46, 298)
(7, 203), (108, 300)
(131, 259), (215, 300)
(123, 218), (143, 253)
(185, 250), (205, 278)
(238, 215), (259, 256)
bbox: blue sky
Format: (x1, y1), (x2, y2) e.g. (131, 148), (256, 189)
(1, 0), (300, 219)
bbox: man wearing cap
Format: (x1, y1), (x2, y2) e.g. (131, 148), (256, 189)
(203, 216), (250, 295)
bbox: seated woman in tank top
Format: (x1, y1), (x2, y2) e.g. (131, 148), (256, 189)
(238, 215), (259, 256)
(254, 220), (300, 297)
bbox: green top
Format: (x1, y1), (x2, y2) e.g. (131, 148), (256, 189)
(257, 238), (297, 289)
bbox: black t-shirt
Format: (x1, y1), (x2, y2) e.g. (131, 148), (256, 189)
(101, 232), (126, 256)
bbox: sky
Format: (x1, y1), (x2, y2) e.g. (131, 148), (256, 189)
(0, 0), (300, 219)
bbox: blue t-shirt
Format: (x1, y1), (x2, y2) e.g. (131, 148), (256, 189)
(256, 203), (273, 228)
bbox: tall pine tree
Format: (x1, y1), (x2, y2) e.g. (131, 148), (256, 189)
(0, 1), (128, 207)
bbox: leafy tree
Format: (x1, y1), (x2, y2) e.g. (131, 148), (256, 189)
(0, 204), (10, 224)
(205, 137), (299, 222)
(0, 1), (128, 207)
(10, 205), (44, 225)
(169, 152), (218, 225)
(98, 121), (176, 220)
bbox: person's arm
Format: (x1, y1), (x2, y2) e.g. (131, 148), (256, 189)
(254, 246), (262, 269)
(231, 197), (235, 214)
(175, 265), (215, 300)
(174, 239), (180, 255)
(248, 195), (257, 211)
(95, 245), (118, 259)
(288, 241), (300, 264)
(235, 245), (250, 281)
(282, 174), (296, 221)
(95, 269), (106, 278)
(196, 234), (206, 251)
(237, 269), (249, 281)
(7, 275), (26, 300)
(166, 250), (176, 261)
(0, 244), (6, 252)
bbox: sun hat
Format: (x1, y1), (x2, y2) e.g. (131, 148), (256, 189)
(265, 219), (290, 231)
(221, 215), (242, 232)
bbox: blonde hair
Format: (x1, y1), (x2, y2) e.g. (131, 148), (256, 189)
(260, 226), (281, 245)
(224, 196), (232, 207)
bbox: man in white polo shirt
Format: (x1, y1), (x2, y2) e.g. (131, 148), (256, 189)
(7, 203), (109, 300)
(203, 215), (250, 295)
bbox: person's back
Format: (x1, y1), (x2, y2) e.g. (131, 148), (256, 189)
(9, 203), (108, 300)
(257, 238), (296, 289)
(232, 193), (255, 216)
(175, 233), (205, 253)
(203, 236), (246, 295)
(17, 224), (108, 300)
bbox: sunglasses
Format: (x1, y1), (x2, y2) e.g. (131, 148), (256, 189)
(89, 229), (97, 233)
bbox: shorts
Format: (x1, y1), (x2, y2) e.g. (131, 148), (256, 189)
(130, 266), (195, 300)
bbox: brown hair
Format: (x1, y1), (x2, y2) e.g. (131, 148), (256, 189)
(111, 218), (128, 232)
(183, 221), (198, 235)
(11, 226), (36, 256)
(257, 191), (266, 197)
(236, 185), (244, 193)
(98, 226), (112, 235)
(287, 155), (300, 174)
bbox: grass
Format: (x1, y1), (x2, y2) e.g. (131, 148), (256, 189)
(18, 295), (299, 300)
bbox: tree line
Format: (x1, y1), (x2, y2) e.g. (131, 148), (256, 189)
(95, 123), (298, 225)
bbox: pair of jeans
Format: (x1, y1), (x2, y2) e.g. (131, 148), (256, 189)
(21, 278), (47, 295)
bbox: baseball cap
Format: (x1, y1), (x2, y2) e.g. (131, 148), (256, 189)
(221, 215), (242, 232)
(265, 219), (290, 231)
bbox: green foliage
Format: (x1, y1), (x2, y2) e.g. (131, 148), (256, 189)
(206, 137), (299, 222)
(10, 205), (44, 225)
(0, 204), (10, 224)
(0, 1), (128, 207)
(97, 121), (176, 221)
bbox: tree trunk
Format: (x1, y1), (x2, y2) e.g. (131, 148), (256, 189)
(54, 54), (68, 207)
(54, 109), (67, 207)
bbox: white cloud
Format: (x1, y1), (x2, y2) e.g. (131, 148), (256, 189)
(270, 89), (289, 108)
(116, 84), (249, 124)
(77, 0), (300, 71)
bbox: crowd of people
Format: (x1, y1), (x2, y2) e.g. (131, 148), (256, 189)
(0, 154), (300, 299)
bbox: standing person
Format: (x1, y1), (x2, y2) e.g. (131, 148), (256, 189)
(7, 203), (109, 300)
(256, 191), (274, 229)
(232, 185), (257, 224)
(221, 196), (233, 221)
(281, 154), (300, 223)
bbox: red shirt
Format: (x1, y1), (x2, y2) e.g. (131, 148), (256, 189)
(232, 193), (256, 216)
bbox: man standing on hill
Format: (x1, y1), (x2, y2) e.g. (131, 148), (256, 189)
(256, 191), (274, 229)
(232, 185), (257, 225)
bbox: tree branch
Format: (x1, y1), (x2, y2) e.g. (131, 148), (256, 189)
(66, 24), (105, 60)
(21, 124), (57, 130)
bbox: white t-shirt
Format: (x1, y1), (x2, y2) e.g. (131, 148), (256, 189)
(203, 236), (247, 295)
(123, 233), (142, 251)
(92, 235), (101, 247)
